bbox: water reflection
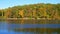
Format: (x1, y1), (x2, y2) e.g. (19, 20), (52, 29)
(0, 19), (60, 34)
(7, 19), (60, 24)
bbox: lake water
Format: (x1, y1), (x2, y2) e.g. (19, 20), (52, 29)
(0, 20), (60, 34)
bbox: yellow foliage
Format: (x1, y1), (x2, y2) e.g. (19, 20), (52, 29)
(33, 10), (36, 17)
(19, 10), (24, 17)
(39, 8), (47, 16)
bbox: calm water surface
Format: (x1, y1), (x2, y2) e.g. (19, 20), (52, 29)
(0, 21), (60, 34)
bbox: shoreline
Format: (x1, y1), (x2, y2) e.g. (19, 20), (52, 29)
(0, 18), (60, 20)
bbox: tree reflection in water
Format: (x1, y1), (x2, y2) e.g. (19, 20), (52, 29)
(7, 19), (60, 34)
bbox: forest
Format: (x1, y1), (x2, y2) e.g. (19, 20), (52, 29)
(0, 3), (60, 20)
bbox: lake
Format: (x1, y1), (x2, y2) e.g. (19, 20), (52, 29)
(0, 19), (60, 34)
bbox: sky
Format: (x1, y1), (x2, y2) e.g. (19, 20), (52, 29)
(0, 0), (60, 9)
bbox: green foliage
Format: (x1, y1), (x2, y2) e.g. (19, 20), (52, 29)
(0, 3), (60, 19)
(0, 11), (2, 16)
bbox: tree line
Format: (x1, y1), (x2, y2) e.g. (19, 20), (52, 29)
(0, 3), (60, 20)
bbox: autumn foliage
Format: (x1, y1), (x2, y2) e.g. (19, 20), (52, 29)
(0, 3), (60, 20)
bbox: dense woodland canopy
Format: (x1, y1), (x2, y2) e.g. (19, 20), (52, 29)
(0, 3), (60, 20)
